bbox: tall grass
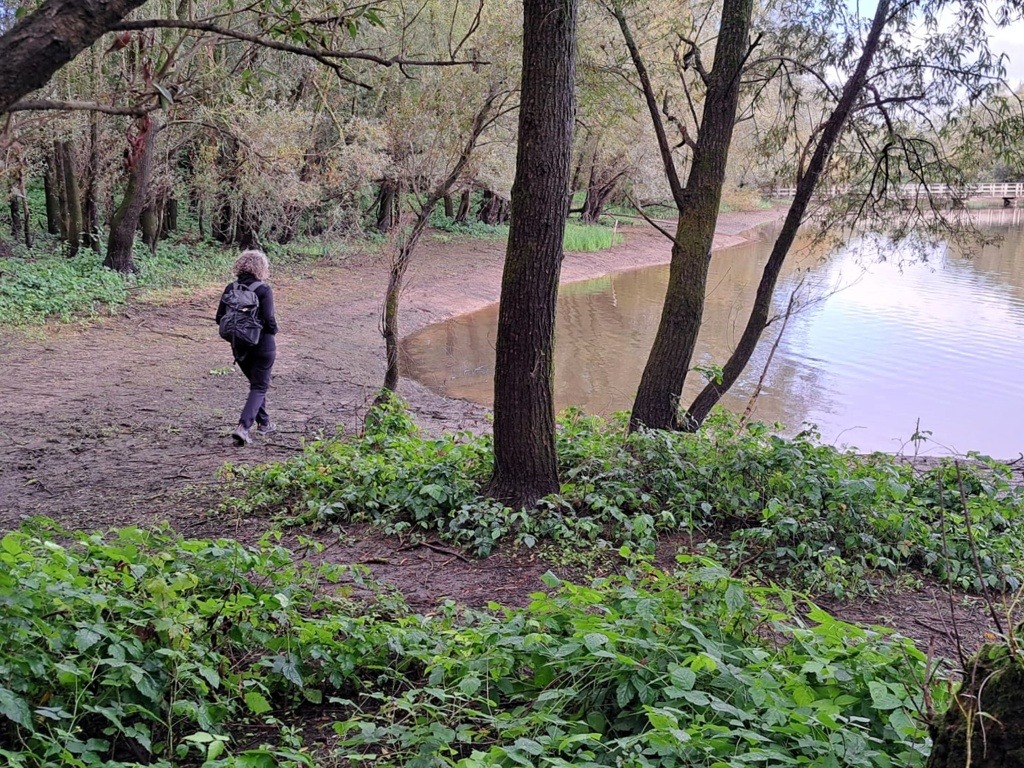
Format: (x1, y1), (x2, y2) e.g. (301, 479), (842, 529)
(563, 221), (623, 252)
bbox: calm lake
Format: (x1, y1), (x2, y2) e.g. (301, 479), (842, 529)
(402, 209), (1024, 457)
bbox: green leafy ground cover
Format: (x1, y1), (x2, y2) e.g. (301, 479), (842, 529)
(232, 397), (1024, 598)
(1, 220), (621, 326)
(0, 524), (945, 767)
(0, 237), (337, 326)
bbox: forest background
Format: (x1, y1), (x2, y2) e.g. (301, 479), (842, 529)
(4, 0), (1024, 766)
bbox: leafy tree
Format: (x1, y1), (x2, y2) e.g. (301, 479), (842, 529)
(615, 0), (1024, 431)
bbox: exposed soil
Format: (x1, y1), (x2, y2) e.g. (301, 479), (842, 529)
(0, 208), (1008, 667)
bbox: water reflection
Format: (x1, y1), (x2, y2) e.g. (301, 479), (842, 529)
(402, 211), (1024, 457)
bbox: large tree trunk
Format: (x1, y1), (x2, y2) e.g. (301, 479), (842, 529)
(105, 116), (155, 273)
(485, 0), (577, 507)
(623, 0), (754, 431)
(0, 0), (150, 114)
(683, 0), (890, 431)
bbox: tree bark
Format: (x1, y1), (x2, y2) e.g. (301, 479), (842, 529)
(455, 189), (471, 223)
(486, 0), (577, 507)
(622, 0), (754, 431)
(52, 142), (70, 242)
(9, 194), (21, 238)
(163, 197), (178, 232)
(0, 0), (150, 114)
(140, 202), (158, 253)
(83, 110), (101, 252)
(105, 115), (155, 272)
(443, 193), (454, 218)
(18, 171), (31, 248)
(43, 158), (60, 235)
(683, 0), (890, 430)
(58, 140), (81, 257)
(375, 180), (397, 232)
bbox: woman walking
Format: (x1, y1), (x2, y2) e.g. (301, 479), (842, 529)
(216, 249), (278, 446)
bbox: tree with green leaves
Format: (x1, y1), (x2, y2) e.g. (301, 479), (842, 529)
(613, 0), (1024, 431)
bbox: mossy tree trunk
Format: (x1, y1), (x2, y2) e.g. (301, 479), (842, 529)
(485, 0), (577, 507)
(104, 115), (155, 273)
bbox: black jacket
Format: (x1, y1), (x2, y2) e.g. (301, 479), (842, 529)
(216, 273), (278, 356)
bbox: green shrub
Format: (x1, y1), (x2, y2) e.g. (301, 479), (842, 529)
(0, 523), (399, 766)
(430, 212), (510, 240)
(233, 399), (1024, 597)
(0, 525), (946, 767)
(336, 563), (945, 767)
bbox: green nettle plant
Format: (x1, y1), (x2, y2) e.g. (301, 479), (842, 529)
(337, 564), (944, 767)
(0, 524), (947, 767)
(0, 524), (393, 767)
(232, 397), (1024, 598)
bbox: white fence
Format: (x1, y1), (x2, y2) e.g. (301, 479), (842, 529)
(772, 182), (1024, 199)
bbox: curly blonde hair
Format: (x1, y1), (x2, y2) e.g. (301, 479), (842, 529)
(234, 249), (270, 281)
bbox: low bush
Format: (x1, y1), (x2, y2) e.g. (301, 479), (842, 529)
(0, 524), (945, 767)
(337, 563), (945, 767)
(232, 396), (1024, 597)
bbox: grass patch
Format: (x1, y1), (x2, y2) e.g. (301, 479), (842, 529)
(0, 522), (945, 767)
(231, 395), (1024, 598)
(563, 221), (623, 252)
(0, 234), (353, 326)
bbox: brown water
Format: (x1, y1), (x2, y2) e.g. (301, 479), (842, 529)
(402, 209), (1024, 456)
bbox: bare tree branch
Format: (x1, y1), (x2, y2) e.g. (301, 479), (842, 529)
(7, 98), (157, 116)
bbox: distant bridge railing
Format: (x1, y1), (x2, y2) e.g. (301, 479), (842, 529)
(772, 182), (1024, 199)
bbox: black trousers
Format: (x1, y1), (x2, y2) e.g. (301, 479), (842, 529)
(237, 351), (275, 428)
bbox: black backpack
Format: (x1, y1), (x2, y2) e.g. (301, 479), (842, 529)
(218, 280), (264, 359)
